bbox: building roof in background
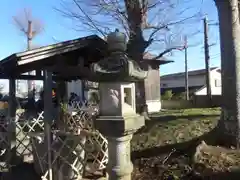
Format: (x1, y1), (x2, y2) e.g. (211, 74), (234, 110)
(161, 67), (220, 79)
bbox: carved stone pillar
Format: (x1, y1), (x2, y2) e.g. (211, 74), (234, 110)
(106, 135), (133, 180)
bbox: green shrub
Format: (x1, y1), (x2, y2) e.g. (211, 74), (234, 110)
(162, 90), (173, 100)
(173, 92), (186, 100)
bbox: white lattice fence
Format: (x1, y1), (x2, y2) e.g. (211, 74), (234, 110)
(31, 103), (108, 180)
(68, 101), (84, 111)
(63, 103), (108, 171)
(15, 111), (44, 158)
(0, 102), (108, 178)
(33, 131), (108, 180)
(0, 110), (45, 171)
(67, 101), (99, 116)
(85, 131), (108, 171)
(32, 131), (89, 180)
(0, 116), (11, 172)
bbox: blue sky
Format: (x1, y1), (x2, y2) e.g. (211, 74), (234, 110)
(161, 0), (220, 75)
(0, 0), (220, 75)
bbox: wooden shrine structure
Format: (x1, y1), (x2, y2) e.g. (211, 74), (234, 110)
(0, 34), (172, 179)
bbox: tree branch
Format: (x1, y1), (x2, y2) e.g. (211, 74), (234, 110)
(102, 0), (129, 36)
(13, 16), (28, 34)
(57, 0), (202, 61)
(72, 0), (106, 36)
(153, 46), (184, 60)
(147, 1), (164, 10)
(146, 12), (200, 47)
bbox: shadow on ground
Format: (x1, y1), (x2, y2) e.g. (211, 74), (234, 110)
(0, 163), (40, 180)
(132, 125), (240, 180)
(151, 114), (219, 121)
(132, 126), (219, 160)
(200, 171), (240, 180)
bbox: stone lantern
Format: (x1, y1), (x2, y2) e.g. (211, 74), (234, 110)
(91, 30), (148, 180)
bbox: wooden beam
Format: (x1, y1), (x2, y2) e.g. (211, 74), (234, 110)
(0, 74), (91, 81)
(17, 40), (88, 66)
(43, 70), (53, 180)
(49, 65), (95, 80)
(0, 74), (54, 80)
(15, 61), (50, 74)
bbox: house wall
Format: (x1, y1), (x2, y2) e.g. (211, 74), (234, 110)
(161, 74), (205, 88)
(195, 70), (222, 95)
(161, 68), (222, 95)
(145, 67), (161, 112)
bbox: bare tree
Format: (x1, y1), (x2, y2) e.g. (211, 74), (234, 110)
(13, 8), (43, 97)
(214, 0), (240, 147)
(56, 0), (202, 115)
(13, 8), (43, 50)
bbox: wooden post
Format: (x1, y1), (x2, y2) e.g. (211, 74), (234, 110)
(8, 78), (16, 167)
(43, 70), (53, 180)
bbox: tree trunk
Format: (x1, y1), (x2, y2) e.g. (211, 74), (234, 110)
(127, 34), (151, 119)
(215, 0), (240, 146)
(127, 35), (147, 113)
(124, 0), (150, 117)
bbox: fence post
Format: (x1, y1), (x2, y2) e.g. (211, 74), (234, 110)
(8, 77), (16, 168)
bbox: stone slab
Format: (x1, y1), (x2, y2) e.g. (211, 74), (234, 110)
(95, 115), (144, 137)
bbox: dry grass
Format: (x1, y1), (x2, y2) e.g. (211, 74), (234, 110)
(131, 108), (220, 152)
(194, 141), (240, 175)
(131, 108), (223, 180)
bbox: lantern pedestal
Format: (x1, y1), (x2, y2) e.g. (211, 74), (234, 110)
(95, 82), (145, 180)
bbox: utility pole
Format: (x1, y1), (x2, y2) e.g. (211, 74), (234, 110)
(27, 20), (32, 50)
(203, 16), (212, 105)
(184, 36), (189, 100)
(27, 20), (34, 98)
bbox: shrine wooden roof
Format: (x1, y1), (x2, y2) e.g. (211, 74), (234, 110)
(0, 34), (173, 81)
(0, 35), (107, 80)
